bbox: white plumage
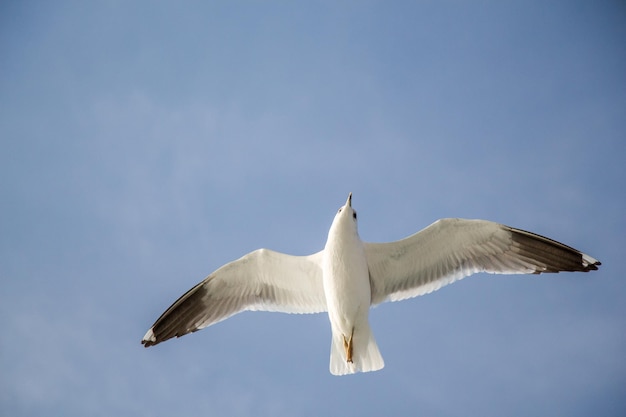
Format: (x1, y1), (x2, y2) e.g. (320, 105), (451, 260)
(142, 193), (600, 375)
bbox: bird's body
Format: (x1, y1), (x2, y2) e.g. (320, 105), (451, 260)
(142, 193), (600, 376)
(322, 194), (383, 374)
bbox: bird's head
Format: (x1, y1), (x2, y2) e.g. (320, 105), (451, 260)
(330, 192), (359, 233)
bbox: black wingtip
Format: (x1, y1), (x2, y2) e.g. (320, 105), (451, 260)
(587, 260), (601, 271)
(508, 226), (601, 274)
(141, 328), (160, 347)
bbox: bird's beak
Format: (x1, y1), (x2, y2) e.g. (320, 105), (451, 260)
(346, 192), (352, 208)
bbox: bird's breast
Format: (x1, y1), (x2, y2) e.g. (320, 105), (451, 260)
(322, 239), (371, 329)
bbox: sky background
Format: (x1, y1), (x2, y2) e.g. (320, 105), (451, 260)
(1, 1), (625, 416)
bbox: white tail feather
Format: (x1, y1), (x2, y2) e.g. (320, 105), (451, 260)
(329, 323), (384, 375)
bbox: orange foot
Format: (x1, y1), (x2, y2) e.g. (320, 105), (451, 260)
(342, 330), (354, 363)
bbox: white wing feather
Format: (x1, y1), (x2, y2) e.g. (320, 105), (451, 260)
(366, 218), (600, 305)
(142, 249), (326, 346)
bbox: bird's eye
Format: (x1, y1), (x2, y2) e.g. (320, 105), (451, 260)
(353, 212), (357, 220)
(338, 208), (343, 213)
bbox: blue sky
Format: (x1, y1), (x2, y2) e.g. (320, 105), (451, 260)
(1, 1), (625, 416)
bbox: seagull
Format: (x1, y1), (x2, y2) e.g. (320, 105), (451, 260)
(142, 193), (600, 375)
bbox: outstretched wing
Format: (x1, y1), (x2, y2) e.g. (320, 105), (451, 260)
(142, 249), (326, 347)
(366, 218), (600, 305)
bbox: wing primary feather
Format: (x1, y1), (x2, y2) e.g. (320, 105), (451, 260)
(143, 280), (210, 347)
(507, 226), (600, 272)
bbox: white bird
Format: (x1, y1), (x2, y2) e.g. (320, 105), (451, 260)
(142, 193), (600, 375)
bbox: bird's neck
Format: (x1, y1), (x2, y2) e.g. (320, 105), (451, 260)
(326, 221), (360, 250)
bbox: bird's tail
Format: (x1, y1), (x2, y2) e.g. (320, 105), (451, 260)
(329, 323), (384, 376)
